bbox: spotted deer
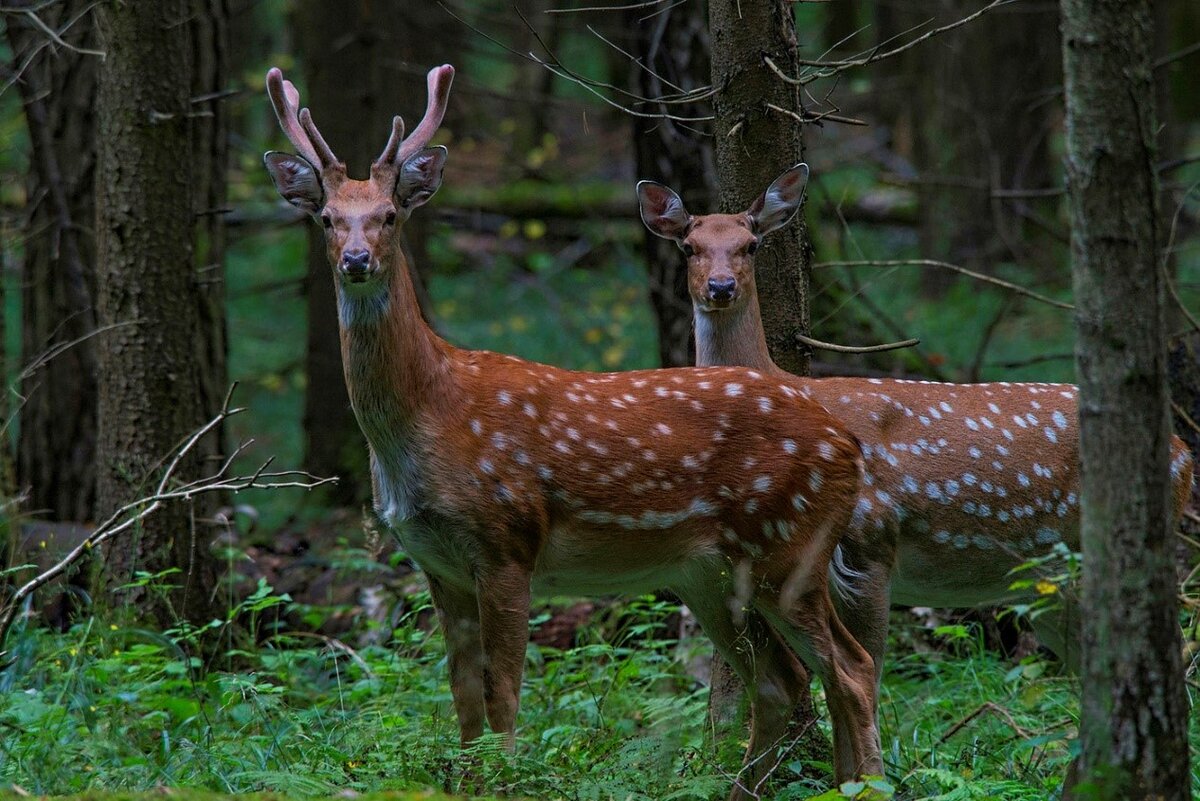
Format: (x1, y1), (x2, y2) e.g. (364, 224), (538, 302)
(263, 67), (883, 797)
(637, 163), (1194, 682)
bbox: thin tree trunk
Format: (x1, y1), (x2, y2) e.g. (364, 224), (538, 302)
(94, 0), (224, 625)
(708, 0), (829, 774)
(6, 0), (101, 523)
(1062, 0), (1190, 796)
(628, 3), (713, 368)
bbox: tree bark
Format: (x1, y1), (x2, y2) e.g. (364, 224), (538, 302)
(6, 0), (101, 523)
(94, 0), (226, 625)
(708, 0), (829, 775)
(293, 0), (449, 505)
(1062, 0), (1190, 796)
(628, 3), (714, 368)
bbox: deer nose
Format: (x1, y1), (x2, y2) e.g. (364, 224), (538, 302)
(341, 249), (372, 276)
(707, 277), (736, 302)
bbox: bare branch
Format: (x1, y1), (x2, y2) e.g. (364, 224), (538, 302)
(765, 101), (867, 128)
(767, 0), (1012, 86)
(814, 259), (1074, 310)
(797, 333), (919, 354)
(0, 394), (336, 656)
(544, 0), (673, 13)
(439, 2), (713, 122)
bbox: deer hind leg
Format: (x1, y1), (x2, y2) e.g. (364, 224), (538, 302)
(475, 561), (533, 747)
(830, 541), (894, 690)
(676, 571), (807, 801)
(428, 575), (487, 744)
(759, 586), (883, 783)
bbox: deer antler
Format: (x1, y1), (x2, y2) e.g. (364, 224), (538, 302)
(266, 67), (339, 170)
(376, 64), (455, 167)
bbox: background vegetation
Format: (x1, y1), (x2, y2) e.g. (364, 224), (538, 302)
(0, 0), (1198, 798)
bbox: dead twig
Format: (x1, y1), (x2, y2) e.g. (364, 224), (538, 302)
(797, 333), (919, 354)
(0, 389), (336, 657)
(814, 259), (1074, 310)
(766, 0), (1012, 86)
(938, 701), (1032, 744)
(765, 101), (867, 128)
(1171, 401), (1200, 440)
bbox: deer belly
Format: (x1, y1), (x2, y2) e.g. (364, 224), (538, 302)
(531, 523), (720, 597)
(393, 519), (475, 588)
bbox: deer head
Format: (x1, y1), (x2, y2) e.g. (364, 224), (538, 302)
(637, 163), (809, 312)
(262, 65), (454, 288)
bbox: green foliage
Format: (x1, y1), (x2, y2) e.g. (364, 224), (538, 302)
(12, 565), (1192, 800)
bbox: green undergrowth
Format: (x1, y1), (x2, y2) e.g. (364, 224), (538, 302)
(3, 574), (1165, 801)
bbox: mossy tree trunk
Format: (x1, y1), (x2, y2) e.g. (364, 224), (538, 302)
(1062, 0), (1190, 796)
(708, 0), (829, 774)
(94, 0), (227, 625)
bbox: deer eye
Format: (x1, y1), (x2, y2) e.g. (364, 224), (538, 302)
(321, 215), (333, 229)
(384, 211), (397, 226)
(681, 243), (695, 258)
(747, 240), (759, 255)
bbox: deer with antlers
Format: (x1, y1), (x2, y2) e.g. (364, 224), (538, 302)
(263, 67), (884, 797)
(637, 163), (1194, 690)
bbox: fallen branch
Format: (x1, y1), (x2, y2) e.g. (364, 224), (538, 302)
(0, 386), (336, 657)
(938, 701), (1032, 744)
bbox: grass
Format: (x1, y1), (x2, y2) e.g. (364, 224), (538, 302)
(0, 569), (1135, 801)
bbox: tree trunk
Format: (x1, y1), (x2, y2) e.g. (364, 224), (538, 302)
(293, 0), (449, 505)
(628, 3), (714, 368)
(1062, 0), (1190, 796)
(94, 0), (226, 625)
(708, 0), (829, 776)
(6, 0), (101, 524)
(189, 0), (230, 462)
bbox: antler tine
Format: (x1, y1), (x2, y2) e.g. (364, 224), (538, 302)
(376, 116), (407, 166)
(298, 107), (339, 169)
(265, 68), (320, 168)
(393, 64), (455, 165)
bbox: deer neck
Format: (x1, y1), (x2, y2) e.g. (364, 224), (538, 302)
(694, 292), (784, 377)
(335, 248), (452, 441)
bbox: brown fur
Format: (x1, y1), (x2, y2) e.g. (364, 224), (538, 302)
(265, 68), (884, 798)
(659, 182), (1195, 680)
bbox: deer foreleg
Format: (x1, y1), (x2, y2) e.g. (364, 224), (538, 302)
(428, 575), (486, 744)
(476, 561), (533, 747)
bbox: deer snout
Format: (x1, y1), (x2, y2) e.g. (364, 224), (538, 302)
(341, 248), (374, 280)
(707, 276), (737, 303)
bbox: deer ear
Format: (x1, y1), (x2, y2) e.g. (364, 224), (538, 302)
(637, 181), (691, 242)
(747, 163), (809, 236)
(264, 151), (323, 215)
(396, 146), (447, 210)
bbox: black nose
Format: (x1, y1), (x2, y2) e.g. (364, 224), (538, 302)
(708, 277), (736, 301)
(342, 249), (371, 274)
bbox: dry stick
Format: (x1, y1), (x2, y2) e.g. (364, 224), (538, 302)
(438, 3), (712, 121)
(1170, 400), (1200, 440)
(938, 701), (1032, 744)
(765, 101), (867, 128)
(0, 398), (336, 655)
(814, 259), (1074, 311)
(544, 0), (671, 13)
(767, 0), (1012, 86)
(1160, 179), (1200, 334)
(797, 332), (919, 354)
